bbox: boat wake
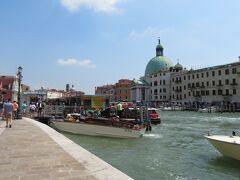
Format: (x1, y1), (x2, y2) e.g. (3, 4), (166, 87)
(143, 133), (162, 139)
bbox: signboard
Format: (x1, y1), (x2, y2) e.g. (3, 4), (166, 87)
(92, 96), (104, 109)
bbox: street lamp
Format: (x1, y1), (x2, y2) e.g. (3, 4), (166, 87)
(16, 66), (23, 119)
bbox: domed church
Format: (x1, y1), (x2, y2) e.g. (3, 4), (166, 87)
(145, 39), (173, 76)
(131, 39), (177, 106)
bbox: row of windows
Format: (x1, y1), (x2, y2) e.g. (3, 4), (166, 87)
(150, 88), (167, 95)
(152, 80), (166, 86)
(172, 67), (237, 82)
(173, 79), (237, 90)
(151, 73), (166, 78)
(172, 89), (237, 99)
(151, 95), (167, 100)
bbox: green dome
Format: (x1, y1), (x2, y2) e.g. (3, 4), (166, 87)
(174, 62), (183, 69)
(145, 56), (173, 76)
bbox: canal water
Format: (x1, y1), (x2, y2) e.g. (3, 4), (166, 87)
(61, 111), (240, 180)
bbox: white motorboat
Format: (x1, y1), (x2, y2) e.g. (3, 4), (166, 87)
(198, 106), (217, 113)
(205, 133), (240, 160)
(50, 115), (146, 138)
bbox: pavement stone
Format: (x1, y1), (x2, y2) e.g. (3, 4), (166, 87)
(0, 118), (133, 180)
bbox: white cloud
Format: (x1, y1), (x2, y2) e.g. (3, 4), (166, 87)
(129, 26), (175, 38)
(57, 58), (96, 68)
(60, 0), (124, 13)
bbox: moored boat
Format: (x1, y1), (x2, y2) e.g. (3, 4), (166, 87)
(205, 133), (240, 160)
(198, 106), (217, 113)
(51, 114), (146, 138)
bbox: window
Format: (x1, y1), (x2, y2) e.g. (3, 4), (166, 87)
(184, 76), (186, 80)
(206, 90), (209, 96)
(172, 78), (174, 82)
(201, 82), (204, 87)
(184, 85), (186, 90)
(201, 73), (204, 78)
(159, 88), (162, 93)
(232, 78), (236, 84)
(154, 89), (158, 95)
(192, 74), (194, 79)
(154, 81), (158, 86)
(233, 89), (237, 95)
(212, 90), (216, 95)
(225, 89), (229, 95)
(188, 92), (191, 96)
(212, 81), (215, 86)
(197, 74), (199, 78)
(218, 89), (222, 95)
(159, 80), (162, 85)
(232, 68), (237, 74)
(207, 81), (209, 86)
(225, 79), (229, 85)
(206, 72), (209, 77)
(218, 80), (222, 86)
(212, 71), (215, 77)
(163, 88), (166, 93)
(188, 75), (190, 80)
(163, 80), (166, 85)
(225, 69), (229, 75)
(218, 70), (221, 76)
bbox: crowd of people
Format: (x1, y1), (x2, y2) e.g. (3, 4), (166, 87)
(0, 99), (46, 128)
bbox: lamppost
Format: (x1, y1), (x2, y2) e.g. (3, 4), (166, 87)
(16, 66), (23, 119)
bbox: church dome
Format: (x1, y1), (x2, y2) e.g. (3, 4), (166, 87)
(145, 56), (173, 76)
(174, 62), (183, 70)
(145, 39), (173, 76)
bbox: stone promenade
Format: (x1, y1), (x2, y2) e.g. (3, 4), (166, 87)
(0, 118), (132, 180)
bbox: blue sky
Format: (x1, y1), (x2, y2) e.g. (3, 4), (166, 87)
(1, 0), (240, 94)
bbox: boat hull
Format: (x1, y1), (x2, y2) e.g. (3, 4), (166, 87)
(51, 120), (145, 138)
(205, 135), (240, 160)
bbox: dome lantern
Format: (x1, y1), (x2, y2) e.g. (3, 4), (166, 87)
(156, 38), (163, 56)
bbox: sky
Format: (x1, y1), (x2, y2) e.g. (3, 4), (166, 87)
(1, 0), (240, 94)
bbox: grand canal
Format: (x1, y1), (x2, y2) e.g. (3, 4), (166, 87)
(61, 111), (240, 180)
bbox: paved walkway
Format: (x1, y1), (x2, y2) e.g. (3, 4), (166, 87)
(0, 118), (132, 180)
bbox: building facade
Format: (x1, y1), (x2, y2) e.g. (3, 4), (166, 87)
(135, 39), (240, 110)
(0, 76), (19, 101)
(171, 61), (240, 109)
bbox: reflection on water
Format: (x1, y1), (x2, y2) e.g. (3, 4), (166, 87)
(61, 111), (240, 180)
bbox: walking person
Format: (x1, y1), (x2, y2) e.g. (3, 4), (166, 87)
(12, 101), (18, 119)
(21, 101), (27, 117)
(3, 99), (13, 128)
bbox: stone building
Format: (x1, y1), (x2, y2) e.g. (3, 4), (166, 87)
(171, 61), (240, 110)
(0, 75), (19, 101)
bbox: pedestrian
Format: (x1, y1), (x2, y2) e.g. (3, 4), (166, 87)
(3, 99), (13, 128)
(36, 100), (44, 117)
(21, 101), (27, 116)
(0, 100), (3, 120)
(29, 102), (36, 117)
(117, 102), (123, 118)
(12, 101), (18, 119)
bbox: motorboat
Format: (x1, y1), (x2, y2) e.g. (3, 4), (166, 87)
(50, 113), (146, 138)
(205, 132), (240, 160)
(198, 106), (217, 113)
(148, 108), (161, 124)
